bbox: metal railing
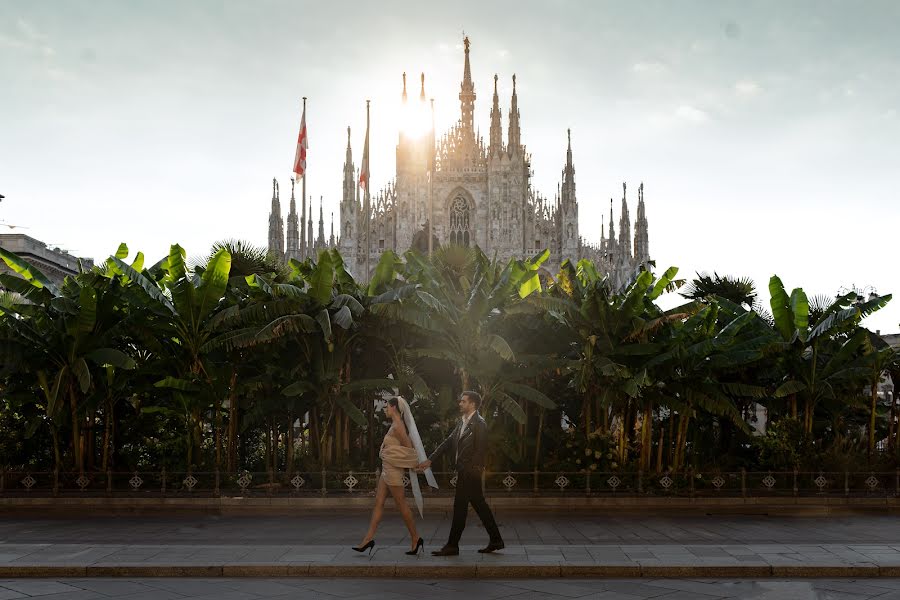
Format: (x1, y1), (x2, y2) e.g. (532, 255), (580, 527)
(2, 467), (900, 498)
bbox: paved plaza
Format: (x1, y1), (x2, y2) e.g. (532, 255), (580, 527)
(4, 577), (900, 599)
(2, 513), (900, 580)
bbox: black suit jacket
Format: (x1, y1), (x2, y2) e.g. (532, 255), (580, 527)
(429, 411), (488, 473)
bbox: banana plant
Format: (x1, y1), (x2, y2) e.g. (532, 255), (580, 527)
(0, 246), (137, 472)
(768, 275), (892, 434)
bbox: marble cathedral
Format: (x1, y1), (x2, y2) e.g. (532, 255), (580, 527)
(267, 37), (651, 288)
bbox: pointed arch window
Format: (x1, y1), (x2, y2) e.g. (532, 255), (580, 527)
(449, 196), (471, 247)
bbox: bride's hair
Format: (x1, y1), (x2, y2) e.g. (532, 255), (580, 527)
(387, 397), (404, 421)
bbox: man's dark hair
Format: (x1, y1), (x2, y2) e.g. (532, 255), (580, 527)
(461, 390), (482, 409)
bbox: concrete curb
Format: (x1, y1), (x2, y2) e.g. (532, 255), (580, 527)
(3, 564), (900, 578)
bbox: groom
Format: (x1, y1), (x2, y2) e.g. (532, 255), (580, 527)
(417, 391), (504, 556)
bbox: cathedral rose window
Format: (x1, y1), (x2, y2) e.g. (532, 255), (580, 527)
(449, 196), (471, 247)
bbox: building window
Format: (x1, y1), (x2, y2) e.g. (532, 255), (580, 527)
(449, 196), (471, 247)
(379, 239), (385, 250)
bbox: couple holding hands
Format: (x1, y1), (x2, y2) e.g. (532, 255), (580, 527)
(352, 391), (504, 557)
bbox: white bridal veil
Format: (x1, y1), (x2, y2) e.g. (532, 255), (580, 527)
(396, 396), (438, 517)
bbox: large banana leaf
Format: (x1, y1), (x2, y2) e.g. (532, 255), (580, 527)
(196, 248), (231, 325)
(501, 381), (557, 409)
(768, 275), (794, 341)
(0, 247), (59, 294)
(309, 250), (335, 305)
(492, 389), (527, 424)
(86, 348), (136, 370)
(337, 395), (367, 427)
(790, 288), (809, 342)
(109, 257), (174, 313)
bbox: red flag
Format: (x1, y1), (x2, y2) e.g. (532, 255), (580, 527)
(293, 103), (308, 179)
(359, 102), (370, 190)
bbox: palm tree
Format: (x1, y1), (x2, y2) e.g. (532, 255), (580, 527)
(682, 272), (757, 308)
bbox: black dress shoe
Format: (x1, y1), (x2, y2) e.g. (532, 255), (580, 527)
(477, 540), (505, 553)
(431, 546), (459, 556)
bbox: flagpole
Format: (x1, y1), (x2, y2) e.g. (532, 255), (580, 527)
(428, 98), (435, 258)
(364, 99), (371, 281)
(300, 97), (307, 260)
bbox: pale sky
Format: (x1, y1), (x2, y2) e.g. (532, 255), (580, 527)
(1, 1), (898, 333)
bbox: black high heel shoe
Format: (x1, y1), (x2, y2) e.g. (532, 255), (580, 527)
(352, 540), (375, 555)
(405, 537), (424, 556)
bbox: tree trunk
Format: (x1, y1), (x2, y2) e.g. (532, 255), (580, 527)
(226, 370), (238, 472)
(286, 411), (294, 478)
(50, 424), (62, 474)
(367, 396), (375, 469)
(889, 390), (898, 455)
(674, 412), (690, 471)
(460, 369), (470, 392)
(869, 382), (878, 459)
(69, 385), (83, 474)
(310, 406), (321, 463)
(533, 408), (545, 472)
(639, 398), (653, 471)
(790, 394), (797, 420)
(583, 393), (592, 438)
(214, 395), (223, 474)
(101, 398), (112, 472)
(655, 425), (664, 474)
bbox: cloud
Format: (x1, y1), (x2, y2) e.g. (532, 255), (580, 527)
(675, 105), (709, 122)
(1, 18), (54, 57)
(632, 61), (667, 75)
(735, 80), (761, 96)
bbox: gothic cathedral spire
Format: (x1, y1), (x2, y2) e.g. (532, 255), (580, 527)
(286, 177), (300, 260)
(459, 36), (476, 139)
(267, 178), (285, 260)
(507, 74), (521, 157)
(618, 182), (632, 260)
(634, 182), (650, 263)
(316, 196), (326, 250)
(489, 74), (502, 157)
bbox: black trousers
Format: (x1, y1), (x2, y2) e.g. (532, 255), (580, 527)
(447, 469), (502, 547)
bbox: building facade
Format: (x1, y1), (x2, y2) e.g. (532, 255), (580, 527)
(0, 233), (94, 285)
(268, 37), (651, 287)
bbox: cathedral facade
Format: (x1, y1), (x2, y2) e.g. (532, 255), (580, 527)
(268, 37), (651, 289)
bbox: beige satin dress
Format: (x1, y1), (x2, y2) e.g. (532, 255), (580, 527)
(380, 433), (418, 487)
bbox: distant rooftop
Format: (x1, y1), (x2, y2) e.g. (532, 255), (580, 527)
(0, 233), (94, 285)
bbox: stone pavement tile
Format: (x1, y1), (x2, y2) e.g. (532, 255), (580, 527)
(592, 580), (674, 598)
(4, 592), (106, 600)
(0, 589), (25, 600)
(178, 592), (261, 600)
(105, 592), (185, 600)
(0, 580), (85, 596)
(593, 591), (647, 600)
(685, 546), (731, 557)
(643, 578), (750, 596)
(497, 578), (602, 598)
(215, 579), (308, 596)
(811, 579), (900, 597)
(433, 579), (541, 599)
(56, 578), (161, 596)
(139, 577), (245, 595)
(651, 592), (725, 600)
(746, 544), (792, 553)
(494, 592), (583, 600)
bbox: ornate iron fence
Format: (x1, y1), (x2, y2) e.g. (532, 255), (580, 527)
(2, 468), (900, 498)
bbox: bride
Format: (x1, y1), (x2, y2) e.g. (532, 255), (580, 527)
(353, 396), (437, 556)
